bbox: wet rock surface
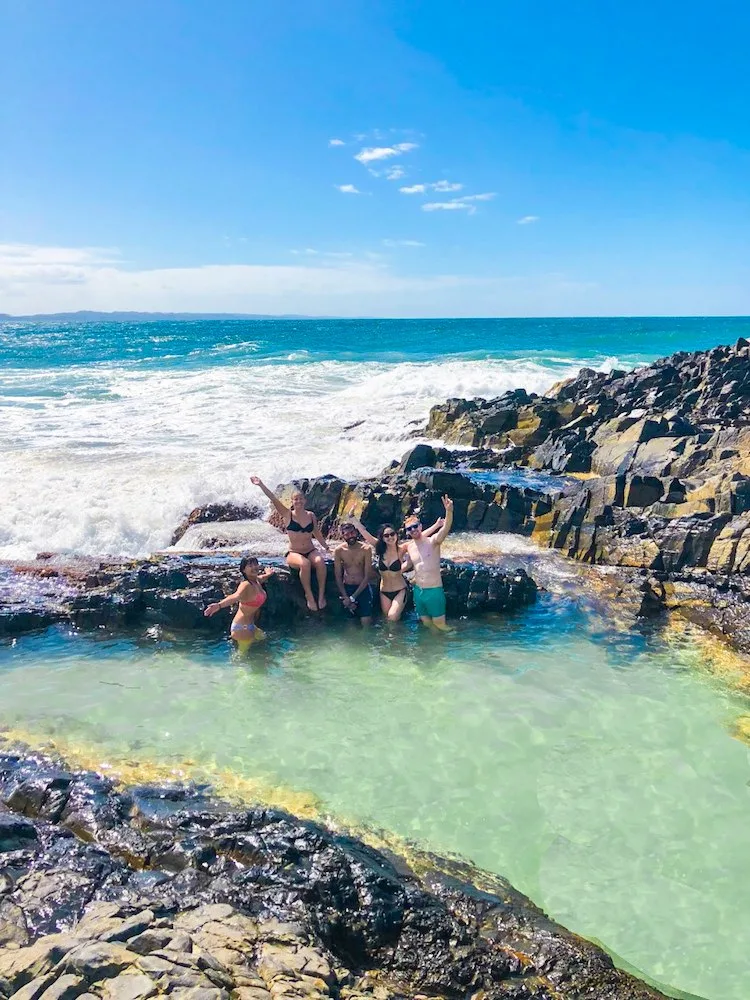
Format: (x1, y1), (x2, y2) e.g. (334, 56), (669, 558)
(0, 557), (537, 639)
(0, 742), (667, 999)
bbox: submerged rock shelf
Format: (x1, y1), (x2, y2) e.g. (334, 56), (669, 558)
(0, 741), (668, 1000)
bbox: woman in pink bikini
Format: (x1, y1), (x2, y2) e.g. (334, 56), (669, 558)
(204, 557), (274, 644)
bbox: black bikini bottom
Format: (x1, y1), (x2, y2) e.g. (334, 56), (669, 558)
(285, 550), (316, 559)
(381, 588), (407, 601)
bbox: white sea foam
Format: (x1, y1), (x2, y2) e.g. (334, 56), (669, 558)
(0, 355), (614, 558)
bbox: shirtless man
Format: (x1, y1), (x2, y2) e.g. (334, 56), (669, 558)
(404, 495), (454, 630)
(334, 521), (375, 627)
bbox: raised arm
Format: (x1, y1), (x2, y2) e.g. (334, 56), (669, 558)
(423, 516), (445, 538)
(346, 514), (378, 547)
(433, 496), (454, 545)
(258, 568), (276, 583)
(312, 514), (331, 553)
(250, 476), (290, 521)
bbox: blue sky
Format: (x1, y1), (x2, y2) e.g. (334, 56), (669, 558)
(1, 0), (748, 317)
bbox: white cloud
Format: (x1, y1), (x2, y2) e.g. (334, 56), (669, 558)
(291, 248), (353, 259)
(328, 138), (345, 146)
(422, 201), (473, 213)
(385, 166), (405, 181)
(399, 181), (464, 195)
(354, 142), (418, 164)
(422, 192), (496, 215)
(383, 239), (426, 248)
(517, 215), (540, 225)
(336, 184), (362, 194)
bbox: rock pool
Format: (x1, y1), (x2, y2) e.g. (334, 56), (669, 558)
(1, 583), (749, 1000)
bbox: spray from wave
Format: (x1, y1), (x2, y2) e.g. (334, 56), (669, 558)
(0, 355), (620, 559)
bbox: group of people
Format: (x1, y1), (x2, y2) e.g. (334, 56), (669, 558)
(204, 475), (454, 642)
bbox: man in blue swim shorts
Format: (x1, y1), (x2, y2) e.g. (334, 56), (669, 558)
(334, 521), (375, 626)
(404, 495), (454, 631)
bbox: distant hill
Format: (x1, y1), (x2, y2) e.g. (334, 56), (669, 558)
(0, 310), (322, 322)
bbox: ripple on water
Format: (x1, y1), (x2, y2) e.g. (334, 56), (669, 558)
(1, 601), (749, 1000)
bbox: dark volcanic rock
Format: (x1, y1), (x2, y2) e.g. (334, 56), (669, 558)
(0, 742), (667, 1000)
(0, 555), (537, 638)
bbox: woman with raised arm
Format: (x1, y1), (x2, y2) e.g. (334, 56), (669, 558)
(250, 476), (330, 611)
(347, 514), (444, 622)
(204, 557), (274, 645)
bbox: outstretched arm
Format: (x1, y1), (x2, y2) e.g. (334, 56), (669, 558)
(250, 476), (291, 521)
(423, 516), (444, 538)
(433, 496), (454, 545)
(312, 514), (331, 553)
(346, 514), (378, 547)
(258, 568), (276, 583)
(204, 585), (243, 617)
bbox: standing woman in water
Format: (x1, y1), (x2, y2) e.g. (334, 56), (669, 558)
(204, 557), (274, 645)
(347, 514), (443, 622)
(250, 476), (330, 611)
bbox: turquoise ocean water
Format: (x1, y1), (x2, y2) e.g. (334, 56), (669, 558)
(2, 316), (750, 1000)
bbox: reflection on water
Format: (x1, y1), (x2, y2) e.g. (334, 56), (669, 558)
(1, 595), (749, 1000)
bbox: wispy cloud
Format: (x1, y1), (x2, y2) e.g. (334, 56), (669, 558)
(399, 180), (463, 195)
(354, 142), (418, 164)
(383, 239), (426, 248)
(385, 166), (405, 181)
(517, 215), (540, 225)
(336, 184), (362, 194)
(422, 193), (496, 215)
(328, 138), (345, 147)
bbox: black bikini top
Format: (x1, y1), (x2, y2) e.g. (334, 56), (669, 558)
(379, 554), (402, 572)
(288, 516), (314, 533)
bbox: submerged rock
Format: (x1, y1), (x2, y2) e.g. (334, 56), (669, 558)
(0, 741), (668, 1000)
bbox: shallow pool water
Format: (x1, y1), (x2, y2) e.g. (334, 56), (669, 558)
(1, 594), (749, 1000)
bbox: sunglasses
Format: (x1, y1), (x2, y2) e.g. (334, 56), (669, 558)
(405, 523), (421, 533)
(382, 531), (397, 538)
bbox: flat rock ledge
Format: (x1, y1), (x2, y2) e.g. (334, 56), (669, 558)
(0, 557), (537, 638)
(0, 743), (667, 1000)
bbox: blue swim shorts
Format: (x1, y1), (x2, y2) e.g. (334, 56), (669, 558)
(413, 585), (446, 620)
(345, 583), (375, 618)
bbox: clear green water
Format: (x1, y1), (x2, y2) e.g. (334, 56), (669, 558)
(1, 596), (749, 1000)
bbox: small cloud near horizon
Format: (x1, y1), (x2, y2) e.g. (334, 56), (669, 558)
(517, 215), (540, 225)
(336, 184), (362, 194)
(328, 138), (345, 146)
(399, 184), (426, 194)
(385, 166), (405, 181)
(382, 239), (426, 247)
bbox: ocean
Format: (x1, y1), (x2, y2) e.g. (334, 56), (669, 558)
(2, 315), (748, 560)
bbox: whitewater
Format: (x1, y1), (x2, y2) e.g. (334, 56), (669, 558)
(1, 315), (745, 559)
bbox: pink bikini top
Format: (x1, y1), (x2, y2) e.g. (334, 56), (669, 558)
(240, 590), (266, 608)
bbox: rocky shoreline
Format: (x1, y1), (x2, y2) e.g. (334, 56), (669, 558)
(0, 555), (537, 638)
(0, 740), (669, 1000)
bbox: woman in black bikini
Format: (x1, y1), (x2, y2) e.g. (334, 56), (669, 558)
(250, 476), (330, 611)
(347, 515), (443, 622)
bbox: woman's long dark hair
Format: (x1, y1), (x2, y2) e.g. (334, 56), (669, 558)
(375, 524), (398, 557)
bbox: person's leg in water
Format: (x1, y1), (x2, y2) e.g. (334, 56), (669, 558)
(413, 585), (453, 632)
(381, 588), (407, 622)
(308, 549), (328, 609)
(356, 583), (374, 627)
(286, 552), (317, 611)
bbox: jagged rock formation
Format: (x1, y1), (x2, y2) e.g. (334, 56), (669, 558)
(422, 339), (750, 576)
(0, 556), (537, 638)
(0, 742), (667, 999)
